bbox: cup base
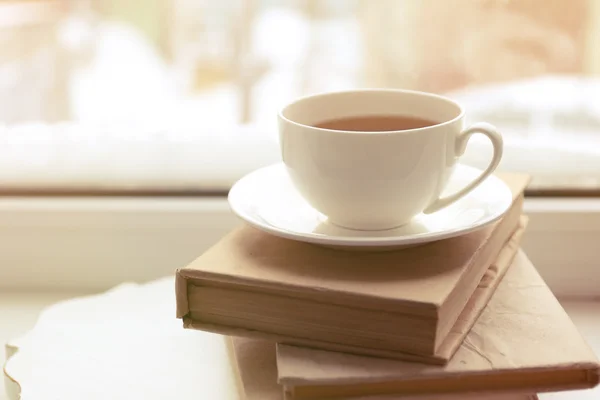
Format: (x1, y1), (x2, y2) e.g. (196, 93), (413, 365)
(327, 218), (411, 232)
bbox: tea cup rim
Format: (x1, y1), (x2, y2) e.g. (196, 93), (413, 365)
(278, 88), (465, 135)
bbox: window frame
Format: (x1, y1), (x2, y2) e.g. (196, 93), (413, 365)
(0, 195), (598, 298)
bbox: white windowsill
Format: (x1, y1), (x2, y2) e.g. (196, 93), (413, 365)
(0, 196), (599, 297)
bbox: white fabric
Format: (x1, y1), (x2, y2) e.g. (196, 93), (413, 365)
(452, 76), (600, 186)
(0, 122), (281, 191)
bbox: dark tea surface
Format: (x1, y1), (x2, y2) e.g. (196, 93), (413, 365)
(314, 115), (437, 132)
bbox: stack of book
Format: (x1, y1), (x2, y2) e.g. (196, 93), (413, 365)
(175, 172), (599, 399)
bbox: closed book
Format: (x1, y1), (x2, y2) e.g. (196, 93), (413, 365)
(176, 173), (529, 364)
(276, 251), (600, 399)
(229, 337), (539, 400)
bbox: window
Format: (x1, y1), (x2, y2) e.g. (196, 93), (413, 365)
(1, 1), (600, 294)
(1, 0), (599, 194)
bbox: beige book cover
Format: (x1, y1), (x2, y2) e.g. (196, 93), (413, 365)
(276, 251), (600, 399)
(229, 337), (538, 400)
(176, 174), (529, 363)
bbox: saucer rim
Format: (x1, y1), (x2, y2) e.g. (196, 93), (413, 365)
(228, 163), (513, 247)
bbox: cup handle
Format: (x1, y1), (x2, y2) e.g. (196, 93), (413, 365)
(423, 122), (504, 214)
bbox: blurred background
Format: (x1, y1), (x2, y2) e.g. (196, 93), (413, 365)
(1, 0), (600, 193)
(3, 5), (600, 397)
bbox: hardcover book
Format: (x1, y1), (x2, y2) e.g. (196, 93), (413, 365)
(176, 174), (529, 363)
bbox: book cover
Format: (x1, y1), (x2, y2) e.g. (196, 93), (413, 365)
(229, 337), (539, 400)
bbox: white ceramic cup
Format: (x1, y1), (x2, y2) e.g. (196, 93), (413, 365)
(278, 89), (503, 231)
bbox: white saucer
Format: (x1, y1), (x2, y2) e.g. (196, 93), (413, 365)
(228, 163), (513, 250)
